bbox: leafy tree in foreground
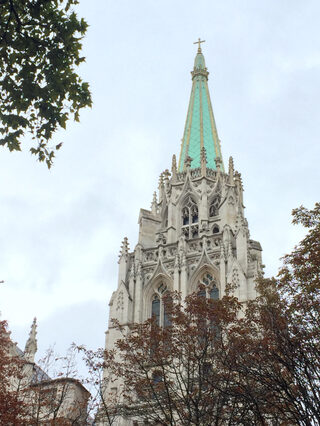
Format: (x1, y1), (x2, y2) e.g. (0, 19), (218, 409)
(80, 203), (320, 425)
(0, 323), (90, 424)
(233, 203), (320, 425)
(0, 0), (92, 167)
(0, 320), (25, 423)
(76, 345), (122, 426)
(81, 291), (273, 425)
(22, 347), (91, 425)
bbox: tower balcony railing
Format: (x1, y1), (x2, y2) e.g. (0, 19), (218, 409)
(175, 168), (222, 182)
(142, 234), (222, 265)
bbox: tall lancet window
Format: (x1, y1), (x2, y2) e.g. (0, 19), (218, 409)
(197, 272), (219, 300)
(152, 295), (161, 326)
(182, 197), (199, 239)
(151, 283), (171, 327)
(209, 196), (220, 218)
(197, 272), (221, 345)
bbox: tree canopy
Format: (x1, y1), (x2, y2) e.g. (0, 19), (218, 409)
(0, 0), (92, 167)
(80, 203), (320, 425)
(0, 320), (24, 424)
(0, 326), (91, 424)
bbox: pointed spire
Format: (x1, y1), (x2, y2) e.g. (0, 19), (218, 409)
(129, 261), (136, 279)
(171, 154), (177, 182)
(178, 43), (224, 173)
(163, 169), (170, 190)
(118, 237), (130, 284)
(119, 237), (129, 259)
(151, 191), (158, 214)
(158, 173), (164, 188)
(228, 156), (235, 186)
(158, 173), (165, 202)
(24, 317), (37, 363)
(234, 171), (244, 205)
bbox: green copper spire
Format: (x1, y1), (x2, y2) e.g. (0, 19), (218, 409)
(178, 41), (224, 172)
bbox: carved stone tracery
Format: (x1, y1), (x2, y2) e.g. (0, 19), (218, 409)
(197, 272), (219, 299)
(209, 195), (221, 217)
(182, 197), (199, 239)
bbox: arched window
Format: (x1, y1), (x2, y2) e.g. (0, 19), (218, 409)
(197, 272), (220, 343)
(209, 286), (219, 300)
(182, 197), (199, 239)
(209, 196), (220, 217)
(197, 272), (219, 300)
(151, 371), (164, 399)
(152, 295), (160, 326)
(163, 297), (172, 328)
(212, 224), (220, 234)
(151, 283), (171, 327)
(197, 288), (206, 298)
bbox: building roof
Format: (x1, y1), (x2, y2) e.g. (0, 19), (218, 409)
(178, 44), (224, 172)
(31, 377), (90, 395)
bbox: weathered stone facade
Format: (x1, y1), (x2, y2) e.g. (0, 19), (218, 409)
(3, 318), (90, 424)
(102, 45), (263, 425)
(106, 155), (263, 337)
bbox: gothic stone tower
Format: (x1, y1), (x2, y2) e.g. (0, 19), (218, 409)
(104, 43), (263, 398)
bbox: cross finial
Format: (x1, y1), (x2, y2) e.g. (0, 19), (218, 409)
(193, 38), (205, 52)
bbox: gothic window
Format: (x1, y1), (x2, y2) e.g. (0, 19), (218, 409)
(212, 224), (220, 234)
(210, 286), (219, 300)
(153, 371), (162, 384)
(197, 272), (219, 300)
(182, 197), (199, 239)
(209, 197), (220, 217)
(163, 297), (172, 328)
(150, 370), (164, 400)
(197, 288), (206, 298)
(197, 272), (220, 344)
(182, 207), (189, 225)
(202, 362), (212, 389)
(151, 295), (160, 326)
(151, 283), (171, 327)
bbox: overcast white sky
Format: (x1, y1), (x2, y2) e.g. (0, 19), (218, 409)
(0, 0), (319, 364)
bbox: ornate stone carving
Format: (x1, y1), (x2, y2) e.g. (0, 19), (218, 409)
(116, 291), (124, 312)
(232, 267), (240, 287)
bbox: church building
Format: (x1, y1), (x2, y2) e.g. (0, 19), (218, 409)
(103, 42), (264, 422)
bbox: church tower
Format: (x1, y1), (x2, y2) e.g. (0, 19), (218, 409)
(104, 42), (263, 394)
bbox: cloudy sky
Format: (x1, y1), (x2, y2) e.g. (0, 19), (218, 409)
(0, 0), (319, 365)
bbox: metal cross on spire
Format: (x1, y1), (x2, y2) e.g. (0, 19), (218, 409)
(193, 38), (205, 52)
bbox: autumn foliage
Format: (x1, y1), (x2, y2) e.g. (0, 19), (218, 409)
(79, 203), (320, 425)
(0, 320), (25, 424)
(0, 326), (90, 425)
(2, 204), (318, 424)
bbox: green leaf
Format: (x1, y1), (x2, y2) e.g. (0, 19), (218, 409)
(0, 0), (92, 167)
